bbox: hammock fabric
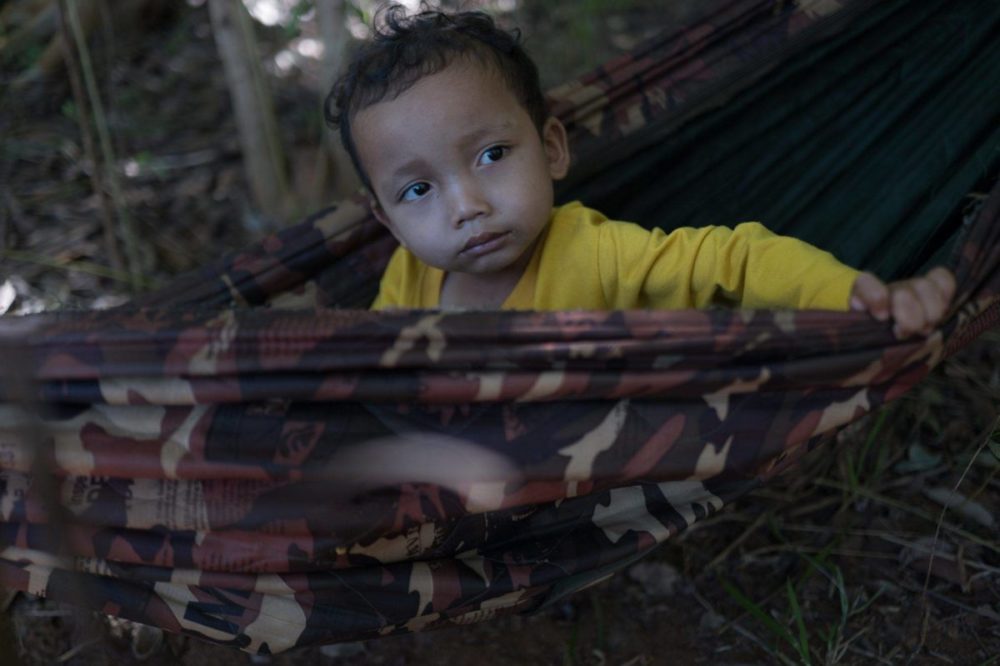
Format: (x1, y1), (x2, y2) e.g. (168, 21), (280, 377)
(2, 0), (1000, 655)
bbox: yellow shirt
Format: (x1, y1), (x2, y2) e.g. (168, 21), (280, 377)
(371, 202), (859, 310)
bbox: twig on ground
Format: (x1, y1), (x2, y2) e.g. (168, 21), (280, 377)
(813, 480), (998, 553)
(921, 415), (1000, 607)
(785, 495), (842, 519)
(845, 643), (895, 665)
(896, 582), (1000, 621)
(704, 512), (767, 571)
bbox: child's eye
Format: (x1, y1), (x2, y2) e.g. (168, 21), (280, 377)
(479, 145), (507, 165)
(400, 182), (431, 202)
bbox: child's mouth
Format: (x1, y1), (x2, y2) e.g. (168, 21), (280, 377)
(461, 232), (508, 256)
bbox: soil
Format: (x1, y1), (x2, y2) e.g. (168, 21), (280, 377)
(1, 2), (998, 664)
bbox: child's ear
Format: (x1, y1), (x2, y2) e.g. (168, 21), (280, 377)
(368, 194), (391, 228)
(368, 195), (407, 248)
(542, 117), (570, 180)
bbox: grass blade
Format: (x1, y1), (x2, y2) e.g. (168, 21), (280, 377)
(721, 579), (797, 655)
(785, 580), (812, 666)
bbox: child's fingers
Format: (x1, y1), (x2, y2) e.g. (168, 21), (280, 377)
(850, 272), (889, 320)
(926, 266), (957, 304)
(911, 277), (947, 329)
(890, 284), (926, 338)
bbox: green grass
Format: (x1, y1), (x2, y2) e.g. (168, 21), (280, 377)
(706, 331), (1000, 663)
(721, 553), (886, 666)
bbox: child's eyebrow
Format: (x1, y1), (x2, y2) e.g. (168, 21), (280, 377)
(389, 157), (430, 183)
(459, 121), (515, 147)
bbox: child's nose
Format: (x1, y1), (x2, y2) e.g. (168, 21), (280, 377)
(448, 177), (490, 226)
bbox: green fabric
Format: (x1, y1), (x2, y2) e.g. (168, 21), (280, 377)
(559, 0), (1000, 279)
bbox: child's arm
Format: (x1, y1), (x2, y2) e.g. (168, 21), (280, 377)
(597, 216), (957, 327)
(598, 221), (862, 311)
(849, 267), (956, 338)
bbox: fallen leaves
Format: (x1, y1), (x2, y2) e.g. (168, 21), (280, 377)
(922, 486), (995, 530)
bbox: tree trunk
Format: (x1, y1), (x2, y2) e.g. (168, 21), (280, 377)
(314, 0), (359, 200)
(208, 0), (290, 224)
(316, 0), (348, 88)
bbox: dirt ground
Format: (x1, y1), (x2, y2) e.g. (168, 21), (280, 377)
(1, 1), (998, 664)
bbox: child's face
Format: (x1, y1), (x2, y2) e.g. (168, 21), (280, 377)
(352, 59), (570, 278)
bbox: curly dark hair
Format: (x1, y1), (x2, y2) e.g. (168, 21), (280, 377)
(324, 4), (547, 193)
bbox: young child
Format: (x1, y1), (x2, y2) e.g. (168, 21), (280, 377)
(327, 7), (954, 337)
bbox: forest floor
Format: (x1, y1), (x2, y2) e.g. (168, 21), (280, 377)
(1, 2), (999, 664)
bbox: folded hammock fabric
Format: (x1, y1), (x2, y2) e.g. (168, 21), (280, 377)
(1, 0), (999, 655)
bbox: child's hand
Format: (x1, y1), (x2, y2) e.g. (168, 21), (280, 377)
(849, 267), (956, 338)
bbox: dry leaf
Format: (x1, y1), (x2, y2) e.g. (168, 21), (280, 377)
(0, 280), (16, 315)
(923, 486), (995, 529)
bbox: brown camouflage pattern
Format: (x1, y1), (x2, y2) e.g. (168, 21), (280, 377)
(1, 0), (999, 655)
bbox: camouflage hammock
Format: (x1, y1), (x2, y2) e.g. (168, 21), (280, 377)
(2, 0), (999, 655)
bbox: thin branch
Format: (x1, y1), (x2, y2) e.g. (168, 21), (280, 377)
(55, 0), (123, 274)
(1, 248), (158, 288)
(921, 414), (1000, 590)
(64, 0), (143, 291)
(813, 479), (999, 553)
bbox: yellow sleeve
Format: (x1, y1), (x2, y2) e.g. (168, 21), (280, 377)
(598, 221), (860, 310)
(370, 246), (408, 310)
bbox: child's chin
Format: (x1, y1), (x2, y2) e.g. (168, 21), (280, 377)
(468, 257), (519, 274)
